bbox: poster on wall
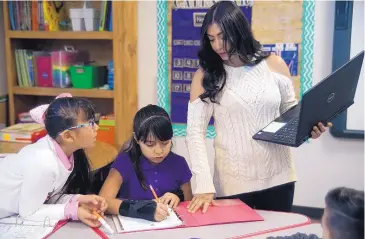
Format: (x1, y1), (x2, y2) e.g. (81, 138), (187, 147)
(262, 43), (299, 76)
(170, 2), (253, 125)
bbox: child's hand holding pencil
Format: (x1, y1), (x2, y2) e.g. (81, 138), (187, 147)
(150, 185), (170, 222)
(79, 194), (108, 216)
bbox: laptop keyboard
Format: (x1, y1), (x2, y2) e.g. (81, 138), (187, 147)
(272, 115), (299, 144)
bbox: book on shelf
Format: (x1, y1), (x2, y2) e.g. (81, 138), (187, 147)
(7, 0), (112, 32)
(0, 123), (47, 143)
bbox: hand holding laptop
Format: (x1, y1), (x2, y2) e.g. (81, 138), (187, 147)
(310, 122), (332, 139)
(253, 51), (363, 147)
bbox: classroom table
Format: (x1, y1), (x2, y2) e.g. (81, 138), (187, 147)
(49, 210), (311, 239)
(251, 224), (323, 238)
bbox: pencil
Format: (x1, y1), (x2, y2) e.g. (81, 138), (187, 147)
(149, 184), (159, 202)
(150, 184), (173, 216)
(92, 211), (115, 235)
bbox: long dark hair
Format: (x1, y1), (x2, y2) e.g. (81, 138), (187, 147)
(325, 187), (364, 239)
(123, 104), (173, 191)
(44, 97), (96, 195)
(198, 1), (268, 103)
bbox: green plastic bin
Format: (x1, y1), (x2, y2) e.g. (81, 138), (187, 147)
(69, 65), (107, 89)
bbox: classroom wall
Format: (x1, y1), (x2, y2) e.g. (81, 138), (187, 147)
(347, 0), (364, 131)
(138, 0), (364, 209)
(0, 3), (7, 96)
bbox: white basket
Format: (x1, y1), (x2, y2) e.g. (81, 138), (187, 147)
(69, 8), (85, 31)
(83, 8), (100, 31)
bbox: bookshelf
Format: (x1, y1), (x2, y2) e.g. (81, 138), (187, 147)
(8, 31), (114, 40)
(2, 1), (138, 149)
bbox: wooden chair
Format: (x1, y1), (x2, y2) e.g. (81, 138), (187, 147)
(85, 141), (119, 194)
(85, 140), (119, 171)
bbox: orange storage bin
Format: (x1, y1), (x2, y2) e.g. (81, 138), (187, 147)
(96, 116), (115, 146)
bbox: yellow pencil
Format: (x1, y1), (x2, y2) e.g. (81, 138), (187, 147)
(149, 184), (159, 202)
(149, 184), (172, 215)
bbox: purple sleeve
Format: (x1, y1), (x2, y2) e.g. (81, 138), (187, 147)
(177, 156), (192, 185)
(111, 152), (132, 181)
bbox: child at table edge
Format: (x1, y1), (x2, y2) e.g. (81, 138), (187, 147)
(267, 187), (364, 239)
(0, 94), (107, 228)
(99, 104), (193, 222)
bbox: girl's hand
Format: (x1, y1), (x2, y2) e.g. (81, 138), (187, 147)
(77, 205), (101, 227)
(78, 195), (108, 216)
(160, 192), (180, 209)
(154, 203), (170, 222)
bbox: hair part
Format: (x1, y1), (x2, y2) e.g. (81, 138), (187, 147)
(44, 97), (96, 197)
(325, 187), (364, 239)
(198, 1), (268, 103)
(123, 104), (173, 190)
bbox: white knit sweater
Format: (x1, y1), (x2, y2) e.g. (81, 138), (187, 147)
(186, 60), (298, 197)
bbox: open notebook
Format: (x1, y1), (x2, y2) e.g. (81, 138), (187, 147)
(0, 205), (68, 239)
(112, 208), (183, 233)
(109, 199), (263, 234)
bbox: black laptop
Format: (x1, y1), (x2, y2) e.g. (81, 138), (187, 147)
(252, 50), (364, 147)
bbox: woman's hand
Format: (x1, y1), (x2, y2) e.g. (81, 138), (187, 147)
(187, 193), (214, 213)
(154, 203), (170, 222)
(311, 122), (332, 139)
(160, 192), (180, 209)
(77, 205), (101, 227)
(78, 194), (108, 216)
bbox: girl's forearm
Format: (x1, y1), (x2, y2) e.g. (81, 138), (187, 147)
(105, 198), (123, 215)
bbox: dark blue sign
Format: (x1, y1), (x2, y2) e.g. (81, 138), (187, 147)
(170, 7), (252, 124)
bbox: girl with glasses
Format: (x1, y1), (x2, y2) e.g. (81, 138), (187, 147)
(0, 93), (107, 228)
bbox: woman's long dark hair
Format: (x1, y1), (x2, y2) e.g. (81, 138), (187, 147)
(44, 97), (96, 195)
(198, 1), (268, 103)
(123, 104), (173, 191)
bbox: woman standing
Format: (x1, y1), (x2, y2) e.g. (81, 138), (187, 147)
(186, 1), (330, 213)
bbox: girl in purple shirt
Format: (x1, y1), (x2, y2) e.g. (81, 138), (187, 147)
(100, 105), (193, 222)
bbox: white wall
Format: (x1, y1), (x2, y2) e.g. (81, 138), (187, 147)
(138, 1), (364, 208)
(347, 0), (364, 131)
(0, 3), (7, 96)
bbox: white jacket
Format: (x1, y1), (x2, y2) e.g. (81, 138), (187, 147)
(0, 135), (72, 220)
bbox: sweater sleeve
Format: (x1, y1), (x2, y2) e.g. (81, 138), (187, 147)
(185, 98), (216, 194)
(19, 152), (66, 221)
(273, 72), (298, 114)
(47, 194), (80, 221)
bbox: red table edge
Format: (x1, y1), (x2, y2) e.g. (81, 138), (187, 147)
(90, 211), (312, 239)
(227, 211), (312, 239)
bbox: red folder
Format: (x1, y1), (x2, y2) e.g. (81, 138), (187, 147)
(43, 220), (69, 239)
(174, 199), (264, 227)
(91, 199), (264, 238)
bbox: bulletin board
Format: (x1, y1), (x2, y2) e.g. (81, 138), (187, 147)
(156, 0), (316, 138)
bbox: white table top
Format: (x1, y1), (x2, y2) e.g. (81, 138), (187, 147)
(251, 223), (323, 238)
(49, 210), (311, 239)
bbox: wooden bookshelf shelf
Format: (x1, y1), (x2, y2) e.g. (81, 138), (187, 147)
(3, 1), (137, 148)
(13, 87), (114, 99)
(7, 31), (113, 40)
